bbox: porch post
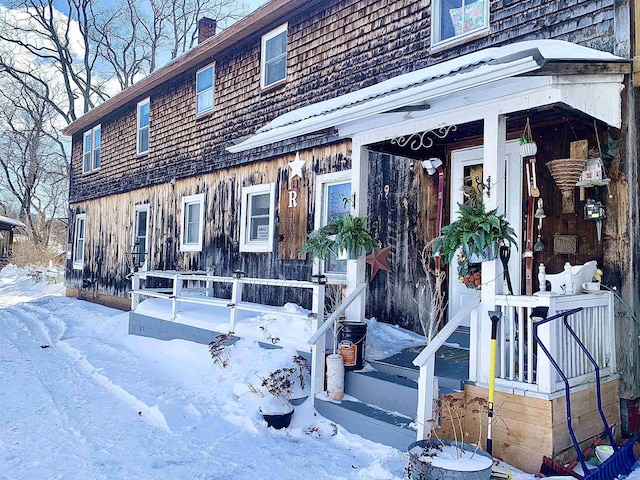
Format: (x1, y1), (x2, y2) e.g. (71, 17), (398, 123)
(474, 112), (507, 384)
(346, 141), (368, 321)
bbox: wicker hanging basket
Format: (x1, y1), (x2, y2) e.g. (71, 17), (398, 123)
(546, 158), (587, 213)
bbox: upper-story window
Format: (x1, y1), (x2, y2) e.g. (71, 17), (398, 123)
(432, 0), (488, 45)
(180, 193), (204, 252)
(137, 98), (150, 155)
(260, 24), (287, 88)
(239, 183), (275, 253)
(82, 125), (101, 173)
(196, 63), (215, 115)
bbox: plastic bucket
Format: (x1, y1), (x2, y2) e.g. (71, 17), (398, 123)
(338, 321), (367, 371)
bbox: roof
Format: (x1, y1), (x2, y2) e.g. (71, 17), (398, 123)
(63, 0), (309, 136)
(0, 215), (26, 229)
(228, 40), (628, 153)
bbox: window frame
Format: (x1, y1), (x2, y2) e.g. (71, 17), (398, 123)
(239, 183), (276, 253)
(82, 125), (101, 173)
(431, 0), (489, 47)
(133, 204), (150, 270)
(72, 213), (86, 270)
(314, 170), (352, 281)
(137, 98), (150, 155)
(180, 193), (205, 252)
(196, 63), (215, 115)
(260, 23), (288, 89)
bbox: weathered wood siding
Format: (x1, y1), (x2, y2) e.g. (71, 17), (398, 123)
(69, 0), (617, 204)
(67, 143), (351, 305)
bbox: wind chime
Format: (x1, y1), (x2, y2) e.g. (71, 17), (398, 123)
(521, 118), (540, 296)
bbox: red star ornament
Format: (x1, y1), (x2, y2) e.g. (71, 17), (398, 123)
(366, 245), (393, 281)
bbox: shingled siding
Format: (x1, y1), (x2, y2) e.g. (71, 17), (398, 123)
(66, 143), (351, 306)
(69, 0), (616, 204)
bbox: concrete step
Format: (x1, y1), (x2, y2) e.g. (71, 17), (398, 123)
(315, 397), (417, 451)
(344, 369), (418, 418)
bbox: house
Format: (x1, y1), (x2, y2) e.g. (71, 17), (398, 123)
(62, 0), (640, 472)
(0, 215), (26, 268)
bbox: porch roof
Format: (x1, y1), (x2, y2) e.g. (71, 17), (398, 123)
(0, 215), (26, 230)
(228, 40), (628, 153)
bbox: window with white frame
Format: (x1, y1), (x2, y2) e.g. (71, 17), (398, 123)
(315, 171), (352, 276)
(134, 204), (149, 269)
(137, 98), (150, 154)
(196, 63), (215, 114)
(180, 193), (204, 252)
(82, 125), (101, 173)
(73, 213), (86, 270)
(432, 0), (488, 45)
(239, 183), (275, 252)
(260, 24), (287, 88)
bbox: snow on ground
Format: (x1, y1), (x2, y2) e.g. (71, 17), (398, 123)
(1, 265), (636, 479)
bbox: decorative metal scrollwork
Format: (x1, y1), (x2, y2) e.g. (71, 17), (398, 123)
(390, 125), (457, 151)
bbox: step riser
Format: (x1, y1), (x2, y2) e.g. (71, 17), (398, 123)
(315, 399), (416, 451)
(345, 371), (417, 418)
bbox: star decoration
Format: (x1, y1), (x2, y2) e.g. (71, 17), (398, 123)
(288, 152), (306, 179)
(601, 133), (619, 159)
(366, 245), (392, 281)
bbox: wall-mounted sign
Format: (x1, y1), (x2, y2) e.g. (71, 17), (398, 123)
(278, 170), (308, 260)
(553, 235), (578, 255)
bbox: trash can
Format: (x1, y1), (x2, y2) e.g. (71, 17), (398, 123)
(337, 321), (367, 370)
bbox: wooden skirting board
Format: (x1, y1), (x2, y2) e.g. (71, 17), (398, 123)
(461, 381), (620, 474)
(65, 287), (131, 311)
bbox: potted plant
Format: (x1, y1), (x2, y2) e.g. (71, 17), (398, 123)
(433, 203), (517, 265)
(300, 214), (375, 260)
(519, 118), (537, 158)
(406, 395), (494, 480)
(251, 355), (310, 429)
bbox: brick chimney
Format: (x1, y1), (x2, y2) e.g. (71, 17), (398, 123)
(198, 17), (217, 44)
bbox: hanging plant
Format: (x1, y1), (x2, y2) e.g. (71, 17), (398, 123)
(519, 118), (537, 158)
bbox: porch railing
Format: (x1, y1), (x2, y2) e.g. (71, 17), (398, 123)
(308, 282), (367, 399)
(494, 291), (615, 394)
(131, 270), (328, 334)
(413, 291), (481, 440)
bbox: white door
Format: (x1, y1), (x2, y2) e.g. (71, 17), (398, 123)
(447, 142), (521, 328)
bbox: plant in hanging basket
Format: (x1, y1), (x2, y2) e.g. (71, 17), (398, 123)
(433, 203), (517, 265)
(519, 118), (538, 157)
(300, 214), (375, 259)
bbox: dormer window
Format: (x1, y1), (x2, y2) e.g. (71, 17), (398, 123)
(196, 63), (215, 115)
(82, 125), (101, 173)
(432, 0), (488, 45)
(260, 24), (287, 88)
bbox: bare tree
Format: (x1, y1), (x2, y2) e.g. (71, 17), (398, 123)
(0, 80), (68, 247)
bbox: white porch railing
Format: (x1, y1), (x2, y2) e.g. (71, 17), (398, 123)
(308, 283), (367, 399)
(413, 291), (481, 440)
(494, 291), (615, 394)
(131, 270), (328, 334)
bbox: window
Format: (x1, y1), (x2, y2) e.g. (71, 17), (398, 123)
(137, 98), (150, 154)
(73, 213), (86, 270)
(134, 204), (149, 270)
(180, 193), (204, 252)
(315, 171), (352, 276)
(82, 125), (101, 173)
(196, 63), (215, 114)
(432, 0), (488, 45)
(260, 24), (287, 88)
(240, 183), (275, 252)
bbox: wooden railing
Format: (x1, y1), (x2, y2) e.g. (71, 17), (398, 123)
(413, 291), (481, 440)
(494, 291), (615, 394)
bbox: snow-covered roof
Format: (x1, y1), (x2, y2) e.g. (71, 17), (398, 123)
(0, 215), (26, 229)
(228, 40), (627, 153)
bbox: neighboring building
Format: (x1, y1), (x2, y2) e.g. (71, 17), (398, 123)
(0, 215), (26, 268)
(62, 0), (640, 470)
